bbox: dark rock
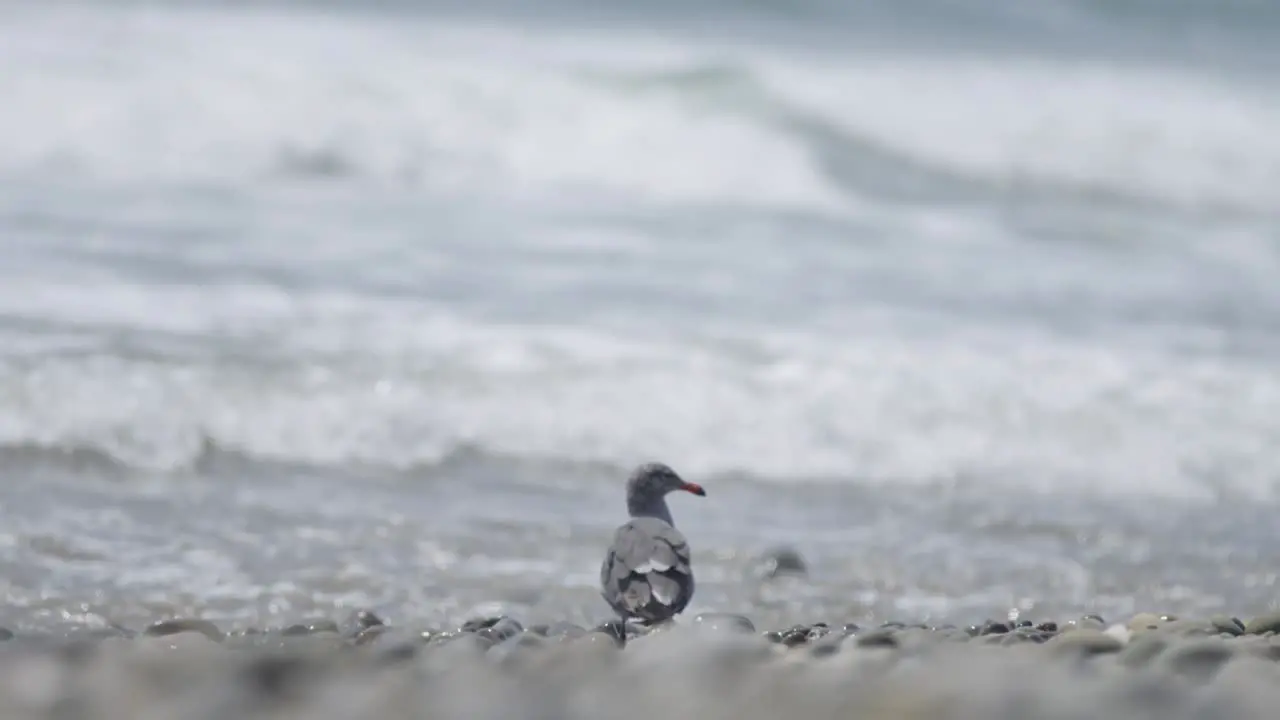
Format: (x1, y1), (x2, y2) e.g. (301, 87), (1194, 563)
(805, 626), (830, 642)
(461, 616), (505, 633)
(1014, 620), (1033, 629)
(477, 617), (524, 644)
(143, 618), (223, 641)
(855, 629), (898, 649)
(0, 628), (14, 641)
(981, 622), (1010, 636)
(692, 613), (756, 634)
(840, 623), (860, 634)
(965, 625), (982, 637)
(592, 620), (627, 648)
(1036, 622), (1058, 633)
(780, 626), (809, 647)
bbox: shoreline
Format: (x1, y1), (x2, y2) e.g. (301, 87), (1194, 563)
(3, 609), (1279, 719)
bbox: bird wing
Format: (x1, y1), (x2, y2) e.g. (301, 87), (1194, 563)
(601, 517), (694, 621)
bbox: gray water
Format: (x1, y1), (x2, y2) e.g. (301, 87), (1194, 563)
(1, 0), (1279, 634)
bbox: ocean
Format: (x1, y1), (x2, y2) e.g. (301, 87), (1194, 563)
(1, 0), (1278, 633)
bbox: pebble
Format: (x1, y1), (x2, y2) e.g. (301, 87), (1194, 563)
(344, 609), (385, 634)
(282, 620), (340, 636)
(755, 546), (809, 579)
(542, 622), (588, 641)
(476, 617), (524, 644)
(691, 613), (756, 634)
(2, 610), (1280, 719)
(1119, 633), (1170, 667)
(1211, 616), (1246, 636)
(1046, 629), (1124, 657)
(143, 618), (224, 641)
(1128, 613), (1165, 634)
(1244, 613), (1280, 636)
(1162, 639), (1236, 680)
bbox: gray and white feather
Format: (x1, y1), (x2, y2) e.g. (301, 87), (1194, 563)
(600, 462), (706, 625)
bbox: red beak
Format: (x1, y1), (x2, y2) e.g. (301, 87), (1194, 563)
(682, 482), (706, 497)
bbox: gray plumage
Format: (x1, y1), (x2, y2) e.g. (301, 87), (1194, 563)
(600, 462), (706, 625)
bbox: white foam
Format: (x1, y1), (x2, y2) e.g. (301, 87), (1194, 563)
(1, 4), (1278, 503)
(761, 54), (1280, 213)
(2, 4), (1277, 214)
(0, 278), (1277, 502)
(0, 5), (847, 214)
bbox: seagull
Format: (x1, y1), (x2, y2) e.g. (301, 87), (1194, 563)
(600, 462), (706, 625)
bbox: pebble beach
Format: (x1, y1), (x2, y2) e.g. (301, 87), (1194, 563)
(4, 0), (1280, 717)
(7, 609), (1280, 720)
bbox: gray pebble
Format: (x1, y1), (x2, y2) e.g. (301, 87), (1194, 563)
(478, 617), (524, 644)
(591, 620), (627, 648)
(1210, 616), (1245, 636)
(757, 546), (808, 579)
(692, 613), (756, 634)
(543, 622), (588, 640)
(343, 609), (385, 635)
(1158, 620), (1220, 638)
(143, 619), (223, 641)
(1118, 633), (1169, 667)
(980, 621), (1010, 636)
(808, 635), (843, 658)
(282, 620), (340, 636)
(1162, 639), (1236, 680)
(486, 630), (549, 670)
(1046, 629), (1124, 658)
(854, 629), (899, 649)
(1127, 613), (1164, 634)
(1244, 613), (1280, 635)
